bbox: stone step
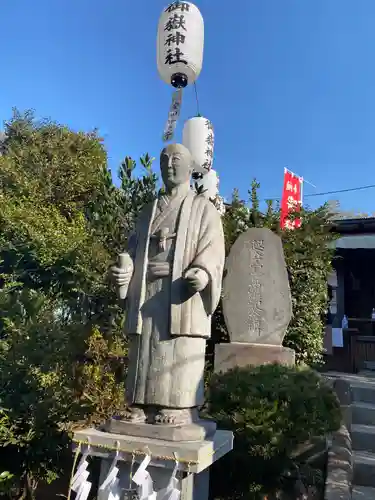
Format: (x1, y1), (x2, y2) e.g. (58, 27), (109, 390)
(352, 484), (375, 500)
(353, 450), (375, 487)
(326, 372), (375, 384)
(359, 370), (375, 378)
(352, 382), (375, 405)
(352, 424), (375, 453)
(353, 402), (375, 426)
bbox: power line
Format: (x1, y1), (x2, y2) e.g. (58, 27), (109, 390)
(304, 183), (375, 198)
(265, 183), (375, 201)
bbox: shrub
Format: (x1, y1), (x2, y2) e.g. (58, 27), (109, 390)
(0, 110), (158, 499)
(207, 364), (341, 499)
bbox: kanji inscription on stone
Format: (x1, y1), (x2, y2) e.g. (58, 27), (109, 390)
(222, 227), (292, 345)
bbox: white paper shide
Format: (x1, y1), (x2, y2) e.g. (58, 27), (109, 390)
(182, 116), (214, 173)
(156, 460), (181, 500)
(157, 2), (204, 88)
(98, 446), (121, 500)
(132, 454), (156, 500)
(70, 450), (92, 500)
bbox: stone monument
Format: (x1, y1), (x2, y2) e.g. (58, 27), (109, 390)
(72, 144), (233, 500)
(215, 227), (295, 374)
(108, 142), (225, 440)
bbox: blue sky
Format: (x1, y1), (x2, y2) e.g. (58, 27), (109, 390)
(1, 0), (375, 214)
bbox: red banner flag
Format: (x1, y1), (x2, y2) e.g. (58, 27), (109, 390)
(280, 168), (303, 230)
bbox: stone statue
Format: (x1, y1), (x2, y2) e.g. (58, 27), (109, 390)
(111, 143), (225, 428)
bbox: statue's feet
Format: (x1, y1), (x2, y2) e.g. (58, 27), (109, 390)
(123, 406), (146, 423)
(154, 409), (192, 426)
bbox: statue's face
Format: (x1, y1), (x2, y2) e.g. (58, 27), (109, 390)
(160, 144), (192, 189)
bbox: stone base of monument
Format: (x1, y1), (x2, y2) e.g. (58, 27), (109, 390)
(214, 342), (295, 373)
(72, 427), (233, 500)
(104, 418), (217, 442)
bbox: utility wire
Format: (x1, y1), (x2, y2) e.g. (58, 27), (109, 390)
(265, 183), (375, 201)
(305, 183), (375, 198)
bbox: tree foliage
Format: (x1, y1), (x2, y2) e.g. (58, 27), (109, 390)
(0, 110), (158, 499)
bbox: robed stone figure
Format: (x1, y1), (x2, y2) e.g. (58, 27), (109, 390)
(112, 144), (225, 426)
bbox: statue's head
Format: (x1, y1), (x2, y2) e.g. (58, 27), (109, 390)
(160, 143), (193, 189)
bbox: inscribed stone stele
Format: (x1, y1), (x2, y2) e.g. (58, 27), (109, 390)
(222, 227), (292, 345)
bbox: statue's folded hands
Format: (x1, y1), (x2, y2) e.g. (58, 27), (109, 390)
(147, 261), (170, 280)
(184, 267), (209, 293)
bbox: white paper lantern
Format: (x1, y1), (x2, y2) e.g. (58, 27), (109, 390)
(195, 169), (219, 199)
(182, 116), (214, 173)
(157, 2), (204, 88)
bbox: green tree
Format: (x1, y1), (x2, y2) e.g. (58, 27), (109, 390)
(0, 110), (158, 499)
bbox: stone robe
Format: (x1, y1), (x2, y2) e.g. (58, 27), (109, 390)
(124, 186), (225, 408)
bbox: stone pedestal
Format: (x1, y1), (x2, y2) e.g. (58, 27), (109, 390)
(214, 342), (295, 374)
(104, 418), (216, 442)
(72, 427), (233, 500)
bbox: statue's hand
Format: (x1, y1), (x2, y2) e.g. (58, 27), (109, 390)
(184, 267), (209, 293)
(111, 265), (133, 289)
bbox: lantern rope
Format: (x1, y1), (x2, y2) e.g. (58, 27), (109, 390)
(70, 436), (230, 468)
(194, 82), (201, 117)
(67, 443), (82, 500)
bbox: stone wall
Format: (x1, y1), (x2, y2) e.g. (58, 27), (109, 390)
(324, 377), (352, 500)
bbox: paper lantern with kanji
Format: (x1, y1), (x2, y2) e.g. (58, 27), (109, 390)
(182, 116), (214, 173)
(157, 2), (204, 88)
(195, 169), (219, 199)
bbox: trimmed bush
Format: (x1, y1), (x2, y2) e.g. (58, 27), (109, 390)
(207, 364), (341, 499)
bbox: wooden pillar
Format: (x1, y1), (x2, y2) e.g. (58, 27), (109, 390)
(336, 259), (345, 323)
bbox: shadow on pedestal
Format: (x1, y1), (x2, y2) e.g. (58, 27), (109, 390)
(103, 418), (217, 442)
(214, 342), (295, 374)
